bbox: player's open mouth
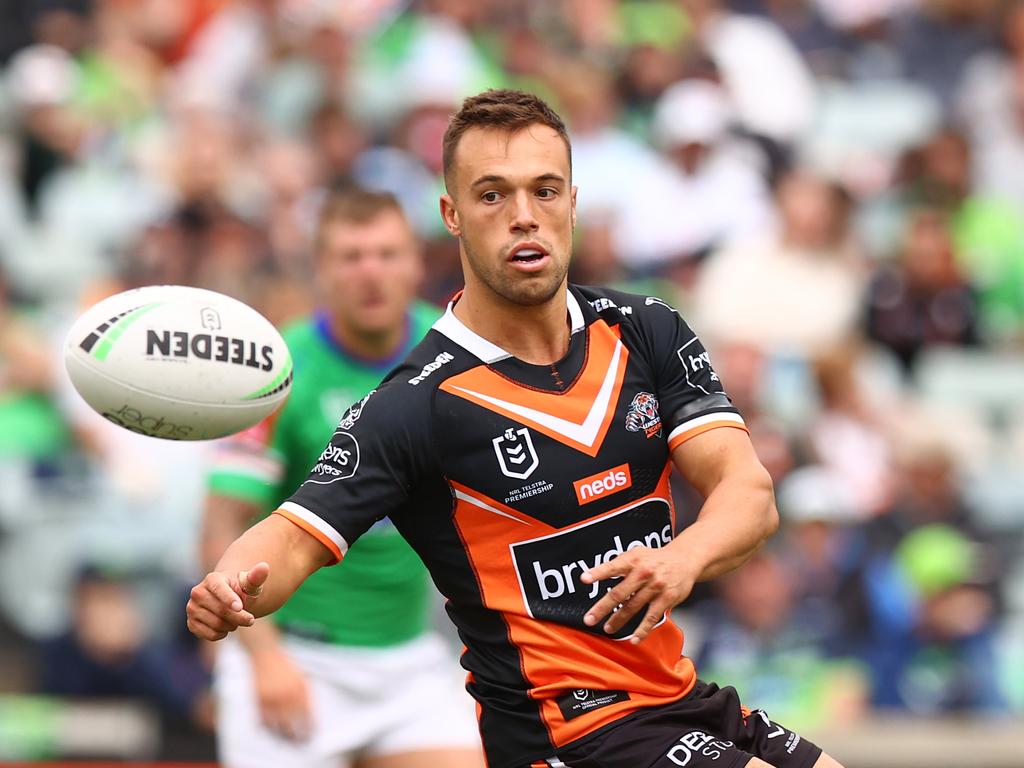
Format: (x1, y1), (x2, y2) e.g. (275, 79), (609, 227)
(508, 243), (549, 271)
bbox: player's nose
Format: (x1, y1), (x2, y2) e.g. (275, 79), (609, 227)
(509, 190), (539, 233)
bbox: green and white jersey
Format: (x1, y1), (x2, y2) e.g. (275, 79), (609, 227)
(208, 302), (441, 647)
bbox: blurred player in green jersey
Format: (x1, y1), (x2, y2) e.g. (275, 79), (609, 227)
(200, 188), (482, 768)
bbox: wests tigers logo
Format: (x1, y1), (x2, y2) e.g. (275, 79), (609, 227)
(625, 392), (662, 438)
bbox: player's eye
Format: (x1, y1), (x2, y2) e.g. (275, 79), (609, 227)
(481, 191), (502, 203)
(536, 187), (557, 199)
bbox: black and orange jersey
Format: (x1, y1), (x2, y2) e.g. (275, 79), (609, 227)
(277, 285), (747, 768)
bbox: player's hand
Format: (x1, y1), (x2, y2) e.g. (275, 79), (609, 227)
(186, 562), (269, 640)
(580, 547), (697, 645)
(252, 646), (314, 741)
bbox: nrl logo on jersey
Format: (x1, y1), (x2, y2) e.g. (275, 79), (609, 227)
(625, 392), (662, 438)
(338, 390), (374, 430)
(492, 426), (539, 480)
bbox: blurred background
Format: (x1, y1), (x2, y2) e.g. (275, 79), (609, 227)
(0, 0), (1022, 765)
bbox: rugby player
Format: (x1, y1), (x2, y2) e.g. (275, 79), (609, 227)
(187, 90), (845, 768)
(199, 188), (482, 768)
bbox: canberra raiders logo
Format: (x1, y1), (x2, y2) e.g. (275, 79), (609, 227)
(625, 392), (662, 438)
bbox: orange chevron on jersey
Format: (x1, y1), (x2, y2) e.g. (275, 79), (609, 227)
(440, 321), (628, 457)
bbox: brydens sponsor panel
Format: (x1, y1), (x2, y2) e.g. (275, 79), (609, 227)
(511, 499), (672, 640)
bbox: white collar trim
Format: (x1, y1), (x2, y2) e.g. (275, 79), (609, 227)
(433, 289), (585, 364)
(568, 289), (585, 334)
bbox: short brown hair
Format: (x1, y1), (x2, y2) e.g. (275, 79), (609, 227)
(315, 185), (407, 251)
(442, 89), (571, 189)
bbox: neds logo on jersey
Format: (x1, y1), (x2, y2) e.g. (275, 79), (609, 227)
(511, 499), (672, 640)
(574, 463), (632, 505)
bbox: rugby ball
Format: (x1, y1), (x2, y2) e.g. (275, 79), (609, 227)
(65, 285), (292, 440)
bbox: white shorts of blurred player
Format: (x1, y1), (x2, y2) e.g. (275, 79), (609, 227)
(214, 632), (481, 768)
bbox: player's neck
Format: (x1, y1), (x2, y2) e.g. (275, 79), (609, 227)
(453, 283), (570, 365)
(322, 312), (407, 366)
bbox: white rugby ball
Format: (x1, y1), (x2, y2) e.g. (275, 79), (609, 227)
(65, 285), (292, 440)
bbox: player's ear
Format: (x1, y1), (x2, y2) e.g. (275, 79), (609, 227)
(440, 194), (460, 237)
(570, 186), (578, 230)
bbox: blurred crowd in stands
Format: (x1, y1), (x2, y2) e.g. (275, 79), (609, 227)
(0, 0), (1023, 760)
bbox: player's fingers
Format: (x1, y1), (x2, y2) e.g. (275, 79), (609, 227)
(292, 720), (312, 742)
(582, 571), (647, 627)
(187, 604), (240, 635)
(261, 709), (309, 743)
(296, 712), (314, 742)
(583, 555), (659, 626)
(286, 706), (313, 742)
(282, 715), (311, 743)
(186, 615), (226, 642)
(627, 597), (673, 645)
(276, 721), (299, 742)
(600, 584), (660, 634)
(204, 572), (245, 612)
(291, 680), (314, 740)
(259, 709), (289, 739)
(580, 551), (640, 585)
(188, 584), (255, 627)
(239, 561), (270, 597)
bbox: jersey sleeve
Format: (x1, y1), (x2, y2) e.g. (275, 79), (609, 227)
(635, 296), (747, 452)
(275, 383), (434, 564)
(207, 415), (286, 509)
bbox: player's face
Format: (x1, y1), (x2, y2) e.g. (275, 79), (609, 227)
(316, 210), (423, 336)
(441, 124), (577, 307)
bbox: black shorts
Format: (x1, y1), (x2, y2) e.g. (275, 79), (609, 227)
(543, 680), (823, 768)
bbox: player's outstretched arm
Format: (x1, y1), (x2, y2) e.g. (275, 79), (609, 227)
(198, 493), (315, 739)
(582, 427), (778, 643)
(186, 513), (333, 641)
